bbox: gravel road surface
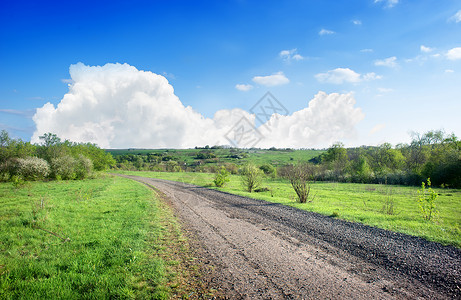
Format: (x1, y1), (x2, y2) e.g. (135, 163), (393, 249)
(119, 175), (461, 299)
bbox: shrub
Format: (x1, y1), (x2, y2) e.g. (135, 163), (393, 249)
(240, 163), (263, 192)
(214, 166), (230, 187)
(223, 163), (239, 174)
(279, 163), (316, 203)
(259, 164), (276, 178)
(16, 157), (50, 180)
(0, 158), (18, 181)
(51, 155), (77, 180)
(75, 155), (93, 179)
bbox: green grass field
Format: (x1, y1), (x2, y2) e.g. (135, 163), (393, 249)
(115, 171), (461, 248)
(0, 175), (199, 299)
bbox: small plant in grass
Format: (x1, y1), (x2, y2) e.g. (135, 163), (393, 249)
(10, 175), (26, 188)
(330, 211), (340, 218)
(214, 166), (230, 187)
(417, 178), (438, 221)
(382, 186), (395, 215)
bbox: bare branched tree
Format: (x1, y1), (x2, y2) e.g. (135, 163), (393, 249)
(279, 162), (316, 203)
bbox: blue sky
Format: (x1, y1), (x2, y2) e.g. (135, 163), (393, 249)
(1, 0), (460, 148)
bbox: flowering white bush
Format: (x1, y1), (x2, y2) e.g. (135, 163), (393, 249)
(16, 157), (50, 180)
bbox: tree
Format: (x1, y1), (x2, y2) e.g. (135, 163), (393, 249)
(240, 163), (263, 192)
(322, 142), (348, 177)
(369, 143), (406, 174)
(352, 155), (372, 183)
(279, 162), (316, 203)
(214, 166), (230, 187)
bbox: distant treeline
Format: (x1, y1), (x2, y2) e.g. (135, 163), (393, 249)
(110, 130), (461, 188)
(0, 131), (115, 181)
(311, 130), (461, 188)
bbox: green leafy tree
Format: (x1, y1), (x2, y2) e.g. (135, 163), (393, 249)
(322, 142), (348, 177)
(214, 166), (230, 187)
(352, 155), (372, 183)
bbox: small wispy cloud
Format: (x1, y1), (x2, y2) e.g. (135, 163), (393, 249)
(235, 84), (253, 91)
(315, 68), (381, 84)
(61, 78), (74, 84)
(26, 96), (45, 101)
(374, 56), (398, 68)
(420, 45), (434, 53)
(449, 10), (461, 23)
(352, 19), (362, 25)
(370, 123), (386, 135)
(445, 69), (455, 73)
(279, 49), (304, 62)
(252, 72), (289, 86)
(374, 0), (399, 8)
(162, 72), (176, 80)
(377, 87), (393, 93)
(0, 109), (35, 118)
(319, 28), (335, 36)
(360, 48), (374, 53)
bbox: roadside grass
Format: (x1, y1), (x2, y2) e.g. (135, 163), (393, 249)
(0, 175), (197, 299)
(114, 171), (461, 248)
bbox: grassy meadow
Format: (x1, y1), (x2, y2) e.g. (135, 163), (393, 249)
(0, 175), (201, 299)
(115, 171), (461, 248)
(108, 148), (323, 167)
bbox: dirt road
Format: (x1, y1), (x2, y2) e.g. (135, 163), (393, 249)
(119, 175), (460, 299)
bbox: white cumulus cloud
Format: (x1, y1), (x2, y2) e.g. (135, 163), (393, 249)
(235, 84), (253, 91)
(374, 56), (398, 68)
(446, 47), (461, 60)
(319, 28), (335, 35)
(315, 68), (381, 84)
(32, 63), (363, 149)
(252, 72), (289, 86)
(257, 92), (364, 148)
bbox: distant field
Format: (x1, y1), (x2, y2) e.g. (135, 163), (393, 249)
(115, 171), (461, 248)
(107, 148), (324, 166)
(0, 176), (197, 299)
